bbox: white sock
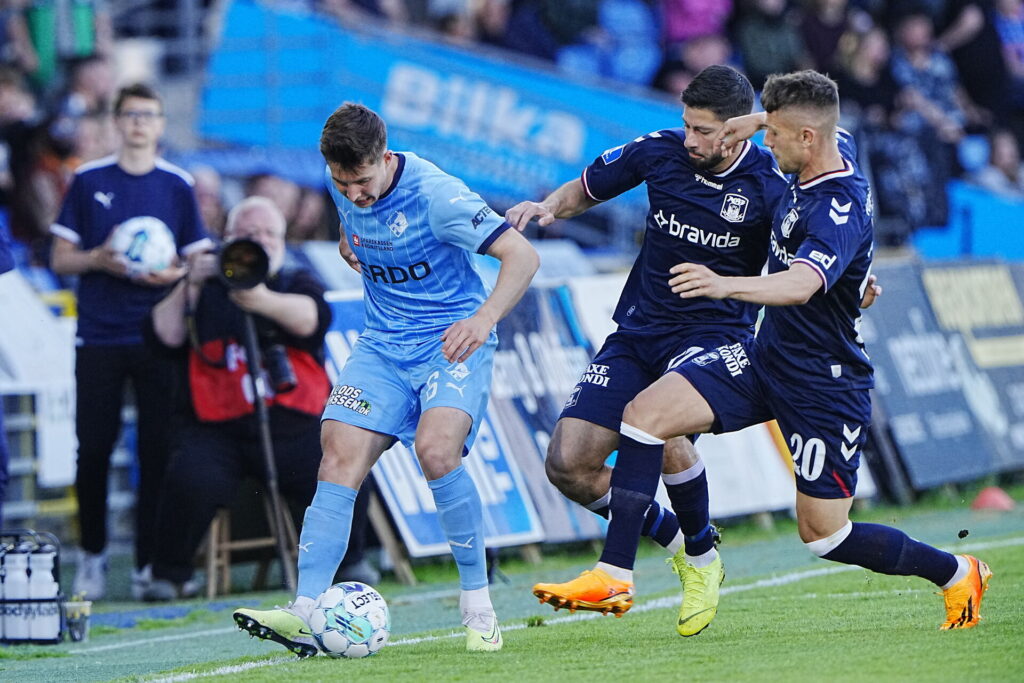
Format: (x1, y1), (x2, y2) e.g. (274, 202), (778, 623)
(585, 490), (612, 512)
(460, 585), (493, 614)
(595, 561), (633, 583)
(291, 595), (316, 622)
(940, 555), (970, 590)
(666, 530), (684, 555)
(685, 547), (718, 569)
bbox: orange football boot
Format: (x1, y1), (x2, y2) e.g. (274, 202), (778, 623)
(532, 568), (634, 617)
(940, 555), (993, 630)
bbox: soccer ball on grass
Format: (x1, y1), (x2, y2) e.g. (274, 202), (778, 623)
(309, 581), (391, 658)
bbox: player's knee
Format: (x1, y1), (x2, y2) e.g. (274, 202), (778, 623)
(544, 444), (573, 491)
(414, 440), (461, 481)
(797, 514), (847, 545)
(621, 397), (657, 435)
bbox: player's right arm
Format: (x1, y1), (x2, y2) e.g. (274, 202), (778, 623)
(50, 235), (128, 276)
(505, 178), (599, 232)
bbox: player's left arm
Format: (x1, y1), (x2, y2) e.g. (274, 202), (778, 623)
(669, 261), (822, 306)
(441, 229), (539, 363)
(230, 284), (322, 338)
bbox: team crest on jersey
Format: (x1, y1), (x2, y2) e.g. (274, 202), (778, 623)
(719, 193), (748, 223)
(601, 145), (624, 164)
(386, 210), (409, 237)
(781, 208), (799, 238)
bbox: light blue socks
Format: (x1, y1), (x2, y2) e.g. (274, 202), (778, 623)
(428, 465), (488, 590)
(296, 480), (358, 600)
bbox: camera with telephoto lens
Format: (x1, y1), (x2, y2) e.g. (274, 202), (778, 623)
(217, 238), (297, 394)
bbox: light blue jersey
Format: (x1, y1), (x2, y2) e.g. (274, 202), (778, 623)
(325, 152), (510, 344)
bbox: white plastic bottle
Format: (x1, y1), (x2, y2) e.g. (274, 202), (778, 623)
(3, 543), (31, 641)
(29, 544), (61, 641)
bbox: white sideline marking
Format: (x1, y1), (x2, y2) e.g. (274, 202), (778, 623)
(121, 534), (1024, 681)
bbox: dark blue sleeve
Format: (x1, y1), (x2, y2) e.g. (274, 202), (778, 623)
(836, 129), (858, 164)
(52, 174), (88, 244)
(580, 131), (663, 202)
(176, 180), (211, 254)
(0, 225), (14, 275)
(793, 191), (868, 292)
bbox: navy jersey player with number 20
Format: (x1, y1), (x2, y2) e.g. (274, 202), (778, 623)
(598, 71), (992, 634)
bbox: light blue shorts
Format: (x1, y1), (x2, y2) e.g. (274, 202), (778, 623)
(322, 332), (496, 451)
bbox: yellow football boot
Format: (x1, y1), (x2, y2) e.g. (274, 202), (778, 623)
(670, 551), (724, 637)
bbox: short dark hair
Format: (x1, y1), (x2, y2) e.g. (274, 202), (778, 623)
(320, 103), (387, 169)
(114, 83), (162, 114)
(681, 65), (754, 121)
(761, 70), (839, 117)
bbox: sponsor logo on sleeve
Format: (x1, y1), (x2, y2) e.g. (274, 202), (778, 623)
(808, 249), (837, 269)
(601, 145), (624, 164)
(471, 206), (493, 229)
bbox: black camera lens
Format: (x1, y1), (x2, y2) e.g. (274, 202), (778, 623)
(219, 238), (269, 289)
(264, 343), (297, 394)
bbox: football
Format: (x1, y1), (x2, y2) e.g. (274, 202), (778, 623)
(108, 216), (178, 275)
(309, 582), (391, 658)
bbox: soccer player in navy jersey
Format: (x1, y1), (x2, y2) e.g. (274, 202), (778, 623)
(510, 65), (787, 635)
(234, 103), (538, 655)
(576, 70), (990, 632)
(50, 83), (212, 601)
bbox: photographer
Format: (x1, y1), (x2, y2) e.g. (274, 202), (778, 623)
(142, 196), (333, 599)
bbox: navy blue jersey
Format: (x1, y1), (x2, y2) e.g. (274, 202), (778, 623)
(756, 131), (874, 390)
(582, 130), (787, 334)
(51, 156), (212, 346)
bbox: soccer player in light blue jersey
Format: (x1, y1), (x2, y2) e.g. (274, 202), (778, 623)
(234, 103), (539, 656)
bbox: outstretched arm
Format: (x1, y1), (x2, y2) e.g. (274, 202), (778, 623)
(440, 229), (540, 363)
(669, 261), (822, 306)
(715, 112), (767, 155)
(505, 178), (599, 232)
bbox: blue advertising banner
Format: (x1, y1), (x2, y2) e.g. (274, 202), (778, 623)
(920, 261), (1024, 471)
(323, 292), (544, 557)
(201, 0), (679, 208)
(860, 260), (997, 488)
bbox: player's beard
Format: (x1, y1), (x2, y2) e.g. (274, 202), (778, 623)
(690, 151), (725, 171)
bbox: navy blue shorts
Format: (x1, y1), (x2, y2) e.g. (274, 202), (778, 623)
(560, 325), (752, 432)
(675, 337), (871, 499)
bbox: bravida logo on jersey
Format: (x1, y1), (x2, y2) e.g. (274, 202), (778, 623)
(654, 210), (739, 248)
(386, 210), (409, 237)
(719, 193), (748, 223)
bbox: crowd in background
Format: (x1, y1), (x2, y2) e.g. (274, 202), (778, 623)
(2, 0), (1024, 272)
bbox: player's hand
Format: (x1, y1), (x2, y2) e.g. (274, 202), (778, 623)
(338, 236), (361, 272)
(441, 313), (494, 363)
(229, 283), (271, 313)
(89, 245), (129, 277)
(668, 262), (730, 300)
(860, 274), (882, 309)
(505, 201), (555, 232)
(134, 261), (187, 287)
(714, 113), (765, 155)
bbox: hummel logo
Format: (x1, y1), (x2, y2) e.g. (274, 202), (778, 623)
(297, 542), (313, 552)
(829, 197), (851, 225)
(449, 537), (474, 549)
(94, 191), (114, 209)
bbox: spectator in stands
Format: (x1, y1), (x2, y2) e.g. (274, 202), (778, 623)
(191, 164), (227, 237)
(0, 0), (38, 76)
(320, 0), (409, 26)
(654, 33), (735, 94)
(971, 128), (1024, 198)
(891, 9), (966, 226)
(994, 0), (1024, 110)
(23, 0), (113, 91)
(661, 0), (733, 44)
(289, 187), (331, 242)
(938, 1), (1010, 126)
(734, 0), (810, 89)
(0, 65), (35, 212)
(246, 172), (302, 231)
(798, 0), (866, 73)
(49, 83), (212, 601)
(474, 0), (511, 49)
(835, 27), (932, 243)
